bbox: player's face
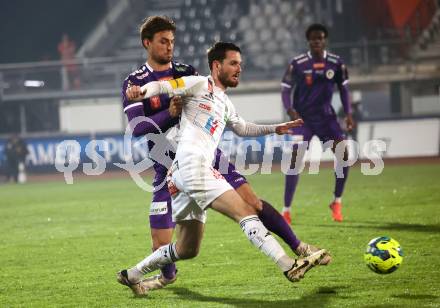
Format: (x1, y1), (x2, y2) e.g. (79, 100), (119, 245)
(217, 50), (242, 88)
(145, 30), (175, 65)
(308, 30), (326, 55)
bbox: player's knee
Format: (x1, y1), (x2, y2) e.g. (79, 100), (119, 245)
(178, 245), (200, 259)
(152, 241), (169, 251)
(238, 201), (258, 217)
(244, 195), (262, 212)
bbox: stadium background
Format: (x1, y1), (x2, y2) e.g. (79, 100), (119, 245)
(0, 1), (440, 307)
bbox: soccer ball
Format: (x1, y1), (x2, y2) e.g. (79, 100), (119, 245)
(364, 236), (403, 274)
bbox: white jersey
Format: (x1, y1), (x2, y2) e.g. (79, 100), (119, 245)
(176, 76), (242, 163)
(142, 75), (248, 164)
(141, 75), (280, 219)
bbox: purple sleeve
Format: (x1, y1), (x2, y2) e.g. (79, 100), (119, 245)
(122, 75), (176, 137)
(281, 63), (295, 111)
(336, 61), (351, 114)
(125, 106), (176, 137)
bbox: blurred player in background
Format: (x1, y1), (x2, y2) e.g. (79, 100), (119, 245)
(5, 134), (28, 183)
(120, 16), (326, 293)
(281, 23), (354, 223)
(118, 42), (330, 295)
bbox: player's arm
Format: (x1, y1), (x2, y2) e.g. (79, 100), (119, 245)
(281, 63), (300, 120)
(336, 61), (354, 131)
(227, 104), (303, 137)
(122, 77), (180, 137)
(140, 75), (207, 99)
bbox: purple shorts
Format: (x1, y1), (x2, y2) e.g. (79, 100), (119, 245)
(292, 116), (345, 144)
(149, 150), (247, 229)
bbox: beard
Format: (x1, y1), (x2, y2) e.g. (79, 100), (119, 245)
(218, 70), (239, 88)
(152, 53), (172, 65)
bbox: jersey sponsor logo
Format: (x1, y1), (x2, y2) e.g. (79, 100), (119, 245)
(326, 69), (335, 79)
(204, 116), (220, 135)
(313, 63), (325, 69)
(150, 95), (162, 109)
(198, 103), (211, 111)
(150, 201), (168, 215)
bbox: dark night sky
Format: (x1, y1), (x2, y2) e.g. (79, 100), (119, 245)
(0, 0), (107, 64)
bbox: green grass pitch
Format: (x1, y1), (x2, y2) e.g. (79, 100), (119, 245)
(1, 164), (440, 307)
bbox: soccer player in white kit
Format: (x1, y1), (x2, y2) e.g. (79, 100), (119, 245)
(117, 42), (329, 295)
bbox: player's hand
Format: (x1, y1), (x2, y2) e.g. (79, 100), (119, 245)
(169, 96), (183, 118)
(287, 108), (300, 121)
(345, 114), (355, 132)
(275, 119), (304, 135)
(125, 85), (145, 101)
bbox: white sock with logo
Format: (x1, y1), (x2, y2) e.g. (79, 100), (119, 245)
(127, 243), (180, 282)
(239, 215), (294, 271)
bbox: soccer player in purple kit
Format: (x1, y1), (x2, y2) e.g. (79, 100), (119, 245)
(119, 16), (329, 295)
(281, 23), (354, 224)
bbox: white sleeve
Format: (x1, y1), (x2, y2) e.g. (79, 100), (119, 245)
(141, 76), (207, 98)
(226, 102), (277, 137)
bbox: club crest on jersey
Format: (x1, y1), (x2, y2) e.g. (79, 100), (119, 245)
(204, 116), (219, 135)
(326, 69), (335, 79)
(150, 95), (161, 109)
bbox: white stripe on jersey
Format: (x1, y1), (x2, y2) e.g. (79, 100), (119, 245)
(281, 82), (292, 88)
(123, 102), (143, 112)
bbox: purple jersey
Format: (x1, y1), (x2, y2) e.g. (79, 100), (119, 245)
(281, 51), (351, 123)
(122, 61), (197, 188)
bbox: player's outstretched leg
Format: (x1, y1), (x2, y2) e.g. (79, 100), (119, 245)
(258, 200), (301, 252)
(212, 190), (327, 283)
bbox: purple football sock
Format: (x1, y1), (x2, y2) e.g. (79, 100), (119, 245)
(334, 166), (349, 198)
(284, 174), (299, 209)
(258, 200), (301, 251)
(160, 263), (177, 280)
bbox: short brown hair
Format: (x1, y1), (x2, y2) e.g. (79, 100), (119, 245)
(139, 16), (176, 49)
(207, 42), (241, 70)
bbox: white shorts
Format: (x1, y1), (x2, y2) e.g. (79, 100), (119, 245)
(167, 159), (233, 223)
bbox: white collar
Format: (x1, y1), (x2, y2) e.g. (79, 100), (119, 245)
(307, 50), (327, 60)
(145, 61), (173, 72)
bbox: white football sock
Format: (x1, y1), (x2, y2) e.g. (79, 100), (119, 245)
(334, 197), (342, 203)
(127, 243), (180, 282)
(239, 215), (294, 272)
(282, 207), (290, 213)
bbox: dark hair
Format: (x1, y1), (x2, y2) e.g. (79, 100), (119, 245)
(207, 42), (241, 70)
(305, 23), (328, 40)
(139, 16), (176, 48)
